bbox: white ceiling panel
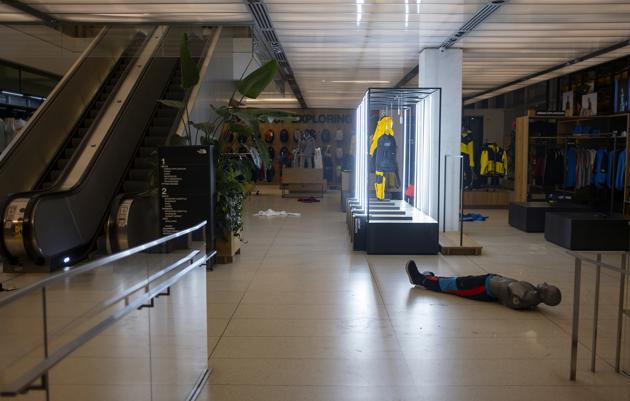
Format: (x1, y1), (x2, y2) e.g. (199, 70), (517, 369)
(262, 0), (630, 108)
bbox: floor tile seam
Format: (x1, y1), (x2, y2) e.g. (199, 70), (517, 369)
(203, 383), (630, 388)
(364, 258), (427, 391)
(537, 297), (618, 372)
(208, 215), (289, 360)
(206, 356), (604, 361)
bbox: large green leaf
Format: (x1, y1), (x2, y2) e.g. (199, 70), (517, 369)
(237, 60), (279, 99)
(180, 33), (199, 89)
(251, 127), (271, 167)
(157, 99), (185, 109)
(211, 105), (230, 118)
(191, 121), (215, 137)
(228, 122), (253, 136)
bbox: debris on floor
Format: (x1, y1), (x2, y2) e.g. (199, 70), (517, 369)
(254, 209), (301, 217)
(462, 213), (489, 222)
(297, 197), (320, 203)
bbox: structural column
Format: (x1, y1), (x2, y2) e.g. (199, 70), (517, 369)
(419, 48), (463, 231)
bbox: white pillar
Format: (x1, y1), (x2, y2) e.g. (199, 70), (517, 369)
(419, 48), (462, 232)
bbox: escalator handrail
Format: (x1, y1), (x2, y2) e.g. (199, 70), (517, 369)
(0, 28), (158, 265)
(107, 32), (215, 253)
(0, 26), (110, 167)
(32, 31), (151, 192)
(20, 27), (172, 264)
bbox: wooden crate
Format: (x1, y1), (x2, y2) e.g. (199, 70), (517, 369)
(281, 168), (326, 197)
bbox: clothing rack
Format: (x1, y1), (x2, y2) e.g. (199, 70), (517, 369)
(528, 133), (625, 216)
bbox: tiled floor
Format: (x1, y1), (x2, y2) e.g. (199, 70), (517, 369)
(199, 188), (630, 401)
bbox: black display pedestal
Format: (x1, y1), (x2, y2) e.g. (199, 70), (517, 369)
(544, 212), (629, 251)
(366, 221), (439, 254)
(509, 202), (590, 233)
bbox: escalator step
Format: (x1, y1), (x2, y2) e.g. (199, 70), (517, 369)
(156, 108), (177, 118)
(65, 148), (75, 158)
(139, 147), (157, 158)
(41, 182), (52, 190)
(134, 157), (154, 169)
(148, 127), (169, 137)
(123, 180), (150, 193)
(83, 118), (94, 127)
(164, 90), (185, 100)
(58, 158), (69, 169)
(144, 136), (165, 147)
(88, 109), (99, 118)
(78, 128), (88, 137)
(94, 101), (105, 110)
(129, 169), (152, 180)
(152, 117), (174, 127)
(49, 170), (61, 181)
(71, 138), (83, 147)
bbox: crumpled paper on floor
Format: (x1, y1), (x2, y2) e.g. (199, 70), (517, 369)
(254, 209), (301, 217)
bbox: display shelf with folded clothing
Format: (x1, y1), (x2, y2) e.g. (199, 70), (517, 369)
(348, 88), (442, 255)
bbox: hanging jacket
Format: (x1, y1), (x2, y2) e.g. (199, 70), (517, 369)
(370, 116), (394, 156)
(565, 147), (577, 188)
(374, 134), (397, 173)
(480, 143), (508, 176)
(616, 148), (626, 191)
(461, 133), (475, 168)
(592, 148), (608, 188)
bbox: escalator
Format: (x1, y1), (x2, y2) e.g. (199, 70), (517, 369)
(0, 27), (154, 270)
(36, 33), (147, 190)
(1, 28), (215, 271)
(0, 26), (148, 197)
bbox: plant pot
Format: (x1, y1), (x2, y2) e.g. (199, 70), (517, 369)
(216, 232), (241, 264)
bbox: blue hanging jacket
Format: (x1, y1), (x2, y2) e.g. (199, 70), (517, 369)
(565, 147), (577, 188)
(592, 148), (608, 188)
(615, 148), (626, 191)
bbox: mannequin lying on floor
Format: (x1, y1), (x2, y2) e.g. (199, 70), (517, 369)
(405, 260), (562, 310)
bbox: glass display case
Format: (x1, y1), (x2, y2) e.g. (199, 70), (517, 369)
(347, 88), (441, 254)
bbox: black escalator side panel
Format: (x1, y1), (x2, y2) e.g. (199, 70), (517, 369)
(31, 57), (180, 266)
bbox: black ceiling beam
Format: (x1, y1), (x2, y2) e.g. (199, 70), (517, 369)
(245, 0), (307, 108)
(395, 0), (509, 88)
(464, 38), (630, 103)
(1, 0), (57, 26)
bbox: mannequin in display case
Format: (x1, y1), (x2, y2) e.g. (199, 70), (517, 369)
(405, 260), (561, 310)
(370, 116), (399, 200)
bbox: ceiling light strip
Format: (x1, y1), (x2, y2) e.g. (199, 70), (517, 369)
(463, 38), (630, 104)
(246, 0), (307, 108)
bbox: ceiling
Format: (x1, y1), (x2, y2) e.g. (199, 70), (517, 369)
(263, 0), (630, 108)
(1, 0), (630, 108)
(0, 1), (252, 23)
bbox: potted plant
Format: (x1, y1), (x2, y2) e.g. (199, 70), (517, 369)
(160, 33), (295, 262)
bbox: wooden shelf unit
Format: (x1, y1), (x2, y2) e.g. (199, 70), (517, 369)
(514, 114), (630, 214)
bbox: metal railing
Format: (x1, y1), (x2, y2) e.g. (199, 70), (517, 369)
(0, 220), (214, 400)
(568, 250), (629, 381)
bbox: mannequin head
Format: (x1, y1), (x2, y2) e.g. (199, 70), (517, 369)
(537, 283), (561, 306)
